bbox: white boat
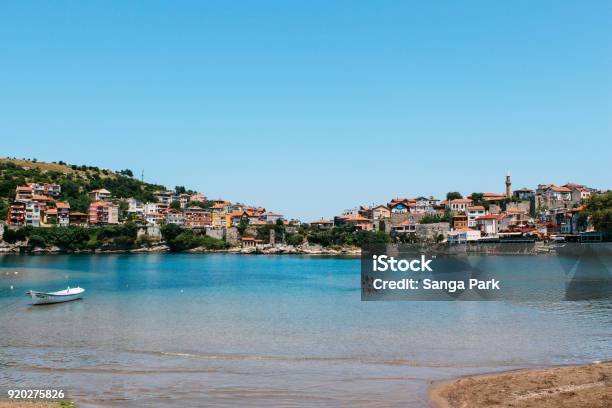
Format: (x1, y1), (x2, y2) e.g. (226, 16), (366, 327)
(26, 286), (85, 305)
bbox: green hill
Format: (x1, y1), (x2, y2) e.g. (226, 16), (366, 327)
(0, 157), (170, 219)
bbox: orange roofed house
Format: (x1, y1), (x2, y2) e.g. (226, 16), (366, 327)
(184, 207), (212, 228)
(310, 218), (334, 229)
(88, 202), (119, 225)
(69, 212), (88, 226)
(240, 236), (264, 248)
(337, 215), (374, 231)
(56, 202), (71, 226)
(446, 198), (473, 214)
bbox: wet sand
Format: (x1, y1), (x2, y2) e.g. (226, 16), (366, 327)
(429, 361), (612, 408)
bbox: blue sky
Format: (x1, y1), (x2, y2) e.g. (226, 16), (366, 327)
(1, 1), (611, 220)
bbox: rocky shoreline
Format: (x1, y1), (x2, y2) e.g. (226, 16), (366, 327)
(0, 240), (574, 256)
(0, 241), (362, 256)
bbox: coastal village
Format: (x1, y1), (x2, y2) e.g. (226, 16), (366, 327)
(1, 159), (608, 252)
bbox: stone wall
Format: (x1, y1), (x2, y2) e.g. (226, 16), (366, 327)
(416, 222), (450, 242)
(205, 227), (225, 241)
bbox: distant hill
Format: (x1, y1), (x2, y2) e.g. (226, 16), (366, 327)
(0, 158), (171, 216)
(0, 157), (116, 178)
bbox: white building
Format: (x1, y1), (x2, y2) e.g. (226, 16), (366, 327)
(476, 214), (508, 236)
(145, 212), (163, 226)
(447, 229), (481, 243)
(127, 198), (144, 216)
(263, 212), (283, 223)
(446, 199), (473, 213)
(144, 202), (163, 215)
(466, 205), (486, 227)
(25, 202), (42, 226)
(414, 197), (437, 214)
(165, 210), (185, 226)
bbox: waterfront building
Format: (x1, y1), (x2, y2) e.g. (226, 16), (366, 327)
(56, 202), (71, 226)
(447, 229), (481, 243)
(69, 212), (88, 226)
(165, 209), (184, 226)
(184, 207), (212, 228)
(145, 212), (164, 226)
(451, 214), (468, 230)
(240, 236), (264, 248)
(212, 212), (230, 228)
(88, 202), (119, 225)
(7, 201), (26, 226)
(43, 208), (58, 225)
(25, 201), (42, 226)
(466, 205), (486, 227)
(476, 214), (508, 236)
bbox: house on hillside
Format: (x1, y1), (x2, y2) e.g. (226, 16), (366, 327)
(88, 202), (119, 225)
(88, 188), (111, 201)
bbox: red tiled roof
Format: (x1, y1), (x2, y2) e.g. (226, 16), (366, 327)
(467, 206), (485, 210)
(549, 185), (571, 192)
(55, 202), (70, 209)
(476, 214), (505, 220)
(32, 195), (53, 201)
(241, 236), (263, 242)
(344, 215), (371, 222)
(16, 186), (33, 191)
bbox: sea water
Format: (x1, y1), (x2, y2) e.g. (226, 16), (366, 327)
(1, 254), (610, 407)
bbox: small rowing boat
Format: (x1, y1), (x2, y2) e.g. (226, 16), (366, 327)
(26, 286), (85, 305)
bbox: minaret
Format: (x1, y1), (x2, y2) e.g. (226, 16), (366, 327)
(505, 171), (511, 198)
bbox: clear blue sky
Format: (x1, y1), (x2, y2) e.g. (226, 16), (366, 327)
(1, 1), (611, 220)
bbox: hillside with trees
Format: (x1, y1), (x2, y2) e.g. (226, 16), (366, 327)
(0, 157), (168, 218)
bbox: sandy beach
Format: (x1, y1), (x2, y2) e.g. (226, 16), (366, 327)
(0, 402), (73, 408)
(429, 361), (612, 408)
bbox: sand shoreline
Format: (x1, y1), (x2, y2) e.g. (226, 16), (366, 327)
(429, 361), (612, 408)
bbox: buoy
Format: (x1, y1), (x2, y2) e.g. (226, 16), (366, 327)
(180, 289), (184, 293)
(14, 271), (18, 275)
(10, 285), (14, 290)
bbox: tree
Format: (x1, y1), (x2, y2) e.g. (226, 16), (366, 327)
(237, 218), (250, 235)
(161, 223), (184, 242)
(0, 199), (7, 221)
(469, 192), (483, 203)
(170, 201), (182, 210)
(119, 169), (134, 177)
(286, 234), (304, 246)
(584, 192), (612, 232)
(446, 192), (463, 200)
(175, 186), (187, 194)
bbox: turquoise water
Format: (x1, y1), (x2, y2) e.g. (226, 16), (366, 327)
(1, 254), (611, 407)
